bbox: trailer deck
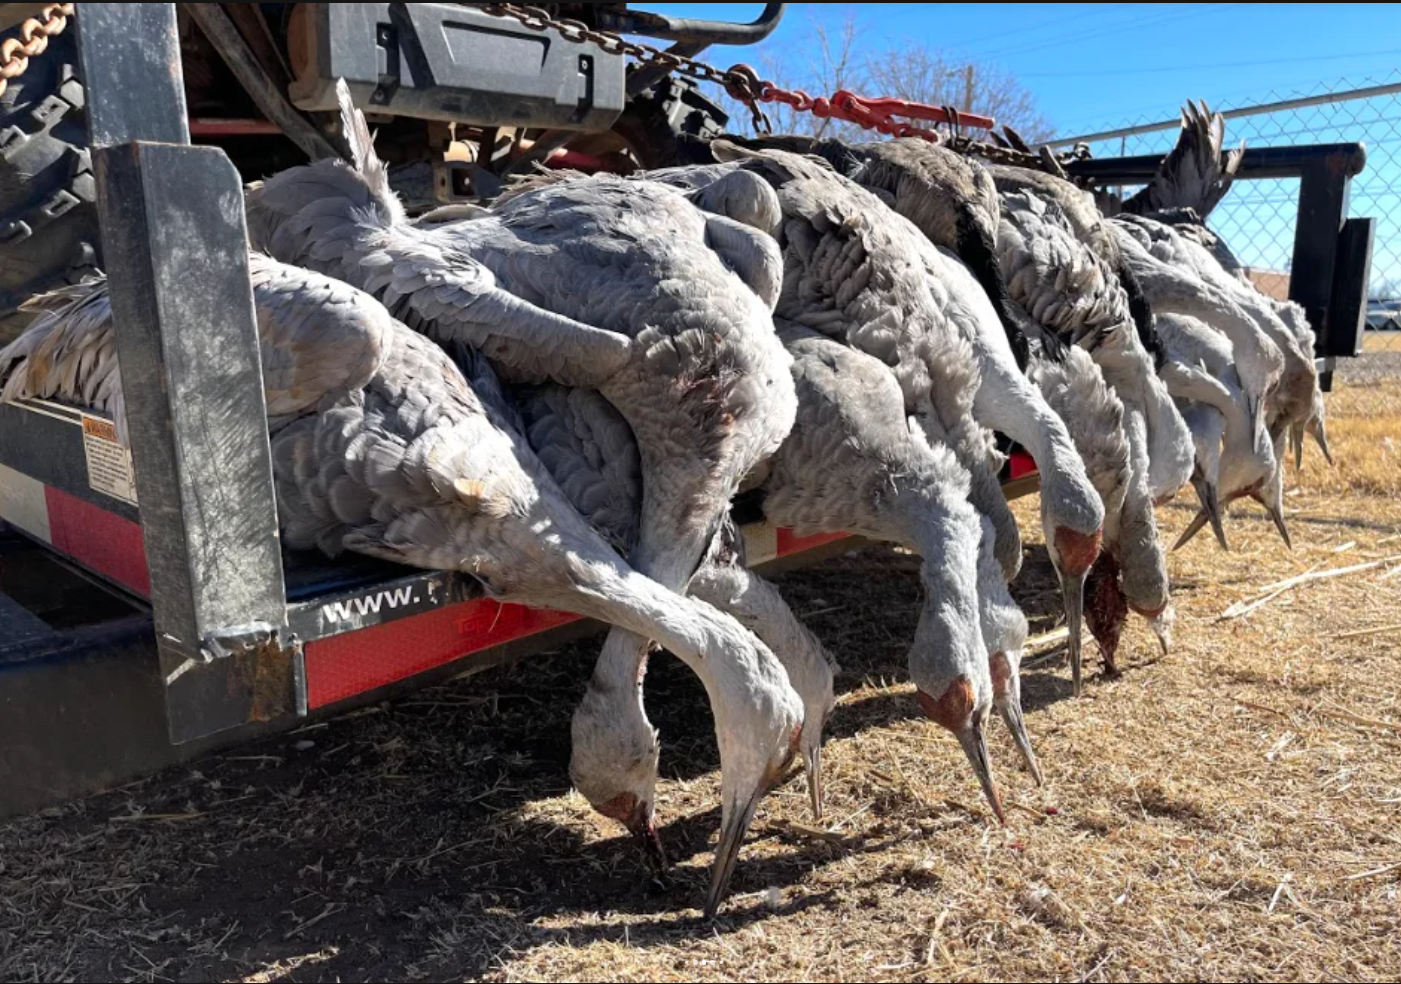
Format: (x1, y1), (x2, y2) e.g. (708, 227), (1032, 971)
(0, 2), (1374, 819)
(0, 395), (1041, 818)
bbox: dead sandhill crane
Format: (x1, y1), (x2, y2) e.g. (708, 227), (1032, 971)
(1106, 215), (1284, 444)
(247, 87), (801, 918)
(0, 256), (805, 919)
(994, 184), (1180, 672)
(750, 138), (1176, 658)
(517, 320), (1026, 822)
(1142, 210), (1330, 471)
(761, 322), (1025, 810)
(509, 380), (836, 822)
(1113, 211), (1318, 454)
(723, 136), (1165, 684)
(650, 145), (1107, 705)
(1156, 312), (1290, 550)
(1018, 327), (1169, 671)
(989, 165), (1196, 507)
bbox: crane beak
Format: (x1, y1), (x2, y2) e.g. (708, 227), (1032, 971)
(997, 697), (1044, 787)
(956, 719), (1007, 825)
(1251, 492), (1293, 550)
(804, 744), (825, 823)
(1291, 422), (1307, 471)
(626, 800), (668, 875)
(704, 787), (765, 921)
(1193, 479), (1230, 552)
(1269, 504), (1293, 550)
(1312, 420), (1335, 467)
(1060, 569), (1087, 697)
(1173, 510), (1212, 552)
(991, 653), (1042, 786)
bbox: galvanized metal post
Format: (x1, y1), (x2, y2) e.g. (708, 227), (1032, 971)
(76, 3), (294, 743)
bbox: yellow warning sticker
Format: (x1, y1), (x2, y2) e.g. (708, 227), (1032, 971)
(82, 415), (138, 506)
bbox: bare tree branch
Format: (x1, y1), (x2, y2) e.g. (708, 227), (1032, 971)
(713, 15), (1051, 144)
(864, 43), (1053, 143)
(721, 15), (869, 140)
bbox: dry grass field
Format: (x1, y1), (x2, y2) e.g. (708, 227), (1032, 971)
(1, 368), (1398, 983)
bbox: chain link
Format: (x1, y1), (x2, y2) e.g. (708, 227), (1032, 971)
(0, 4), (74, 100)
(476, 3), (1097, 173)
(480, 3), (778, 131)
(950, 134), (1096, 175)
(2, 1), (1093, 176)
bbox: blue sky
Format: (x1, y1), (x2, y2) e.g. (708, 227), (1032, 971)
(635, 3), (1401, 291)
(638, 3), (1399, 135)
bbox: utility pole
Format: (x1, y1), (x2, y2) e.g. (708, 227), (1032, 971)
(963, 64), (976, 113)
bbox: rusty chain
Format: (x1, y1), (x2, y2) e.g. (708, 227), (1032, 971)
(2, 2), (1091, 176)
(480, 3), (777, 131)
(950, 133), (1096, 174)
(475, 3), (1097, 175)
(0, 3), (74, 101)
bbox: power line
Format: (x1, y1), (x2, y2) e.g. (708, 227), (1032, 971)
(975, 3), (1243, 62)
(946, 5), (1111, 54)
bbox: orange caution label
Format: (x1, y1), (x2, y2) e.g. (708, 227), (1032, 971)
(82, 416), (119, 443)
(81, 414), (137, 506)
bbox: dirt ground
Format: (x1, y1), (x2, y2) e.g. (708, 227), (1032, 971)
(2, 372), (1399, 984)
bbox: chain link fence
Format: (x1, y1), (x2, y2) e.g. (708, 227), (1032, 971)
(1052, 71), (1401, 363)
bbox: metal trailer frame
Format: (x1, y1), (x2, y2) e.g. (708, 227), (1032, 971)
(0, 3), (1374, 818)
(1065, 144), (1376, 390)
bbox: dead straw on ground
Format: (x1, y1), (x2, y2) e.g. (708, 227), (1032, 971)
(1, 378), (1399, 983)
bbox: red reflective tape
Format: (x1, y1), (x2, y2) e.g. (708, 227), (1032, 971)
(547, 149), (615, 172)
(43, 487), (150, 597)
(304, 600), (582, 710)
(1010, 450), (1039, 481)
(776, 529), (849, 557)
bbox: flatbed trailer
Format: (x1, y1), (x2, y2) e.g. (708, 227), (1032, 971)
(0, 4), (1374, 818)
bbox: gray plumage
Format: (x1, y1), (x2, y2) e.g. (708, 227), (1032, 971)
(994, 184), (1182, 668)
(1108, 212), (1285, 439)
(1120, 101), (1245, 221)
(1162, 218), (1329, 469)
(246, 82), (634, 390)
(1116, 208), (1320, 522)
(1156, 312), (1288, 548)
(761, 323), (1027, 809)
(727, 134), (1032, 371)
(654, 143), (1115, 701)
(655, 145), (1103, 588)
(2, 283), (128, 444)
(2, 256), (803, 920)
(511, 379), (837, 820)
(250, 86), (801, 916)
(1024, 332), (1170, 659)
(652, 144), (1042, 584)
(995, 175), (1195, 506)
